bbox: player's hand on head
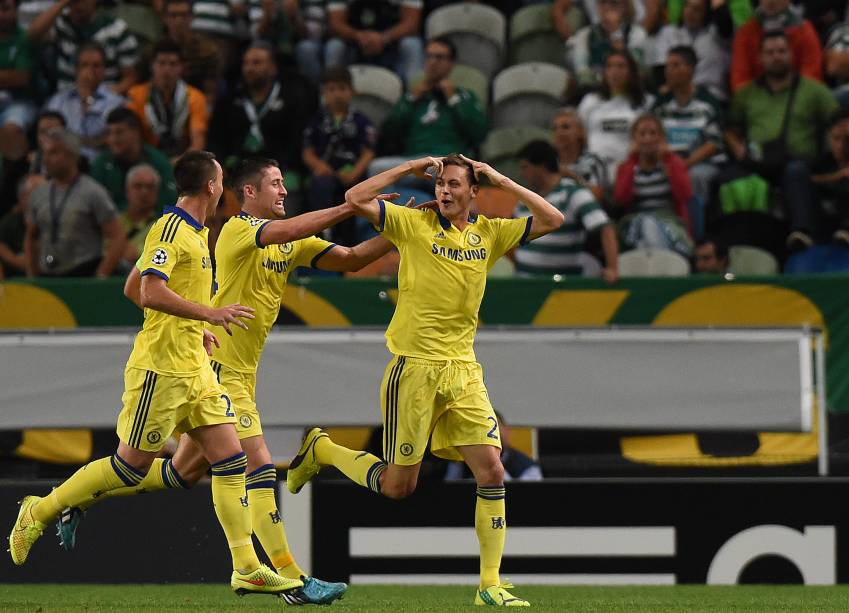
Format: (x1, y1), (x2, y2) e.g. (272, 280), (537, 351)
(459, 154), (500, 183)
(207, 303), (255, 336)
(202, 328), (220, 356)
(410, 156), (443, 180)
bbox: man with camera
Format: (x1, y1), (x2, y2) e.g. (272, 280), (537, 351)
(24, 128), (125, 277)
(724, 30), (836, 250)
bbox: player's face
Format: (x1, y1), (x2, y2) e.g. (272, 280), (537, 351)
(206, 161), (224, 214)
(256, 166), (287, 218)
(435, 164), (476, 215)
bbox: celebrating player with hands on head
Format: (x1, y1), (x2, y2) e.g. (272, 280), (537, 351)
(286, 154), (564, 607)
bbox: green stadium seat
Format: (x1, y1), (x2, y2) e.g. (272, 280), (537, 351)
(492, 62), (569, 129)
(728, 246), (779, 275)
(107, 3), (163, 44)
(509, 3), (569, 66)
(425, 2), (506, 78)
(480, 125), (551, 183)
(450, 64), (490, 110)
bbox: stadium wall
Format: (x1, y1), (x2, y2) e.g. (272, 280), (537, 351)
(3, 478), (849, 585)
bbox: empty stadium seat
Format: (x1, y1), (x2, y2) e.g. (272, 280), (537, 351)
(784, 244), (849, 274)
(618, 248), (690, 277)
(727, 246), (779, 275)
(108, 3), (163, 43)
(492, 62), (569, 129)
(425, 3), (507, 78)
(480, 125), (551, 182)
(509, 3), (567, 65)
(348, 64), (403, 127)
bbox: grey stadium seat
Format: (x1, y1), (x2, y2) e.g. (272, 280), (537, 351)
(618, 248), (690, 277)
(348, 64), (403, 127)
(450, 64), (490, 110)
(728, 246), (779, 275)
(480, 125), (551, 183)
(425, 3), (506, 78)
(492, 62), (569, 129)
(509, 3), (566, 65)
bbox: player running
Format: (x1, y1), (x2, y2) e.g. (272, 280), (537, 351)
(286, 154), (565, 607)
(8, 151), (306, 598)
(54, 156), (406, 604)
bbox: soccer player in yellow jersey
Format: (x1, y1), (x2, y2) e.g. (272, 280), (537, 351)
(286, 154), (565, 607)
(54, 157), (401, 604)
(8, 151), (306, 598)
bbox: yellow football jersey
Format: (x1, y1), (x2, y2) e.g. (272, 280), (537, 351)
(378, 201), (532, 361)
(212, 211), (336, 372)
(126, 206), (215, 376)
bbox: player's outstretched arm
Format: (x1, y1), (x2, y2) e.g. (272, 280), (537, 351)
(460, 155), (565, 239)
(140, 274), (255, 336)
(316, 236), (395, 272)
(345, 156), (443, 226)
(259, 202), (355, 247)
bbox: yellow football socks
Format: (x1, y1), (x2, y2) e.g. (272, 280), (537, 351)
(246, 464), (306, 579)
(32, 454), (145, 524)
(315, 437), (387, 493)
(475, 485), (507, 589)
(210, 452), (259, 572)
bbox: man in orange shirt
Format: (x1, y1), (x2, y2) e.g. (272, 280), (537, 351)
(127, 39), (207, 160)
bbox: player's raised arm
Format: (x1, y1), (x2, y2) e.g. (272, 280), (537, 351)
(140, 273), (255, 336)
(316, 235), (395, 272)
(344, 156), (443, 226)
(460, 155), (565, 240)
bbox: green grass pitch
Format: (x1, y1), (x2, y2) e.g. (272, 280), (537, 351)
(3, 585), (849, 612)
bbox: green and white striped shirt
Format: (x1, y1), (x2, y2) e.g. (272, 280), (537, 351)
(514, 177), (610, 276)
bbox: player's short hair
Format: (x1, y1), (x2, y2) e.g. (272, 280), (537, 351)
(518, 140), (559, 173)
(427, 36), (456, 61)
(668, 45), (697, 68)
(151, 38), (183, 62)
(174, 150), (217, 197)
(321, 65), (353, 88)
(231, 157), (279, 204)
(441, 154), (478, 186)
(106, 107), (143, 132)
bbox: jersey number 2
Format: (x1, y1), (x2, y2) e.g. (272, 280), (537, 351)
(222, 394), (235, 417)
(486, 416), (499, 440)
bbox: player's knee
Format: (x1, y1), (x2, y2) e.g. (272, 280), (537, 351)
(475, 460), (505, 486)
(381, 479), (417, 500)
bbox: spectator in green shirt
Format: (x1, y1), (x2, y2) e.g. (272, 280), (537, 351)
(370, 36), (489, 185)
(724, 30), (837, 250)
(90, 107), (177, 213)
(0, 0), (35, 166)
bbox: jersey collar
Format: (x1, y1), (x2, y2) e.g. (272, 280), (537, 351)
(435, 209), (478, 230)
(164, 205), (204, 230)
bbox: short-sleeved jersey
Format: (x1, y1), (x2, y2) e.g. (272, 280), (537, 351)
(212, 212), (336, 373)
(378, 201), (532, 362)
(126, 206), (214, 376)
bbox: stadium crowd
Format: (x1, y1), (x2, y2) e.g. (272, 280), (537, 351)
(2, 0), (849, 280)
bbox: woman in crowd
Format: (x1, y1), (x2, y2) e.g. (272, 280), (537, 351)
(550, 107), (608, 201)
(613, 113), (694, 256)
(578, 50), (654, 184)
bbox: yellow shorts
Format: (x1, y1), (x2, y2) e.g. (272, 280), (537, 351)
(380, 355), (501, 465)
(116, 364), (235, 452)
(211, 360), (263, 439)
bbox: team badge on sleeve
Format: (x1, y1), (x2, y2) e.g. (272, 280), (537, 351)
(152, 248), (169, 265)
